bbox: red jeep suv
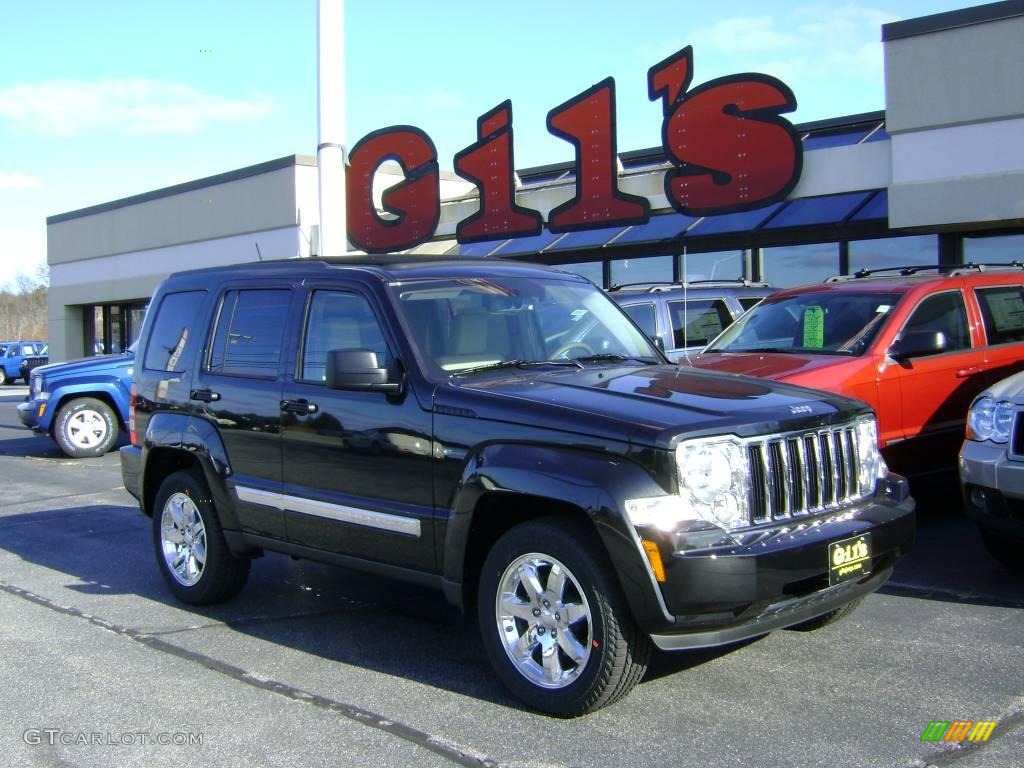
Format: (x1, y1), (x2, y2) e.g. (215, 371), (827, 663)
(690, 265), (1024, 477)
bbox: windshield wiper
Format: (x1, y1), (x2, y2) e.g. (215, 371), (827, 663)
(451, 359), (583, 377)
(574, 353), (659, 365)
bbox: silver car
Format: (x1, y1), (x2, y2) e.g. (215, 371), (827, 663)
(960, 370), (1024, 574)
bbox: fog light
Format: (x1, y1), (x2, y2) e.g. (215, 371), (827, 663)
(969, 487), (987, 510)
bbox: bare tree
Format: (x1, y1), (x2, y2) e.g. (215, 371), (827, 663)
(0, 264), (49, 341)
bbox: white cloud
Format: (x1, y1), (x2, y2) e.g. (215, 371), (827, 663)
(689, 4), (901, 80)
(693, 16), (801, 54)
(0, 171), (41, 190)
(0, 79), (273, 137)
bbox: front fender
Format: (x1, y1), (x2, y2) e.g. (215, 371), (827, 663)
(442, 442), (674, 629)
(44, 379), (130, 430)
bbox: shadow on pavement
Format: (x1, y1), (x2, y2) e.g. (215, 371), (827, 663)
(0, 504), (727, 710)
(1, 487), (1019, 717)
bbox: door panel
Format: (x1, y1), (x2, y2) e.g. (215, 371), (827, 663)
(891, 290), (979, 471)
(280, 287), (436, 570)
(192, 287), (292, 538)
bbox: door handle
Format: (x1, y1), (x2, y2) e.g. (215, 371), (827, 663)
(189, 389), (221, 402)
(955, 366), (981, 378)
(281, 399), (318, 414)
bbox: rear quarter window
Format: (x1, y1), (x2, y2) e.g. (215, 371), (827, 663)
(143, 290), (207, 372)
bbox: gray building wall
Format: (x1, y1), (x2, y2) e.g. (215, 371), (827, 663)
(884, 4), (1024, 229)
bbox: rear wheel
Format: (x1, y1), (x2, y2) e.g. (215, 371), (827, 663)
(153, 469), (250, 605)
(477, 518), (651, 716)
(980, 527), (1024, 574)
(54, 397), (118, 457)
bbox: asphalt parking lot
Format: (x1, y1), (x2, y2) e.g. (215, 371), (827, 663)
(1, 386), (1021, 768)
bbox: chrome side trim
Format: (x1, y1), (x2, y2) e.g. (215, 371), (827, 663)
(235, 486), (421, 537)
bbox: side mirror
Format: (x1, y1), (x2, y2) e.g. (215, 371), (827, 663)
(889, 330), (947, 361)
(326, 349), (402, 394)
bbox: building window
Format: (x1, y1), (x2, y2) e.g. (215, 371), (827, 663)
(679, 250), (746, 283)
(963, 233), (1024, 263)
(83, 301), (149, 355)
(848, 235), (938, 275)
(761, 243), (839, 287)
(610, 255), (672, 288)
(552, 260), (603, 287)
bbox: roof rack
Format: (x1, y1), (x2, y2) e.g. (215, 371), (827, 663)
(826, 261), (1024, 282)
(607, 278), (770, 292)
(948, 261), (1024, 276)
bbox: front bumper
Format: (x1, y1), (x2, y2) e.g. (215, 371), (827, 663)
(641, 483), (916, 649)
(959, 439), (1024, 537)
(16, 400), (44, 430)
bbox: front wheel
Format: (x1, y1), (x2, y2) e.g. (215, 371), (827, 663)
(54, 397), (118, 457)
(789, 597), (865, 631)
(153, 469), (250, 605)
(0, 368), (7, 385)
(477, 518), (651, 716)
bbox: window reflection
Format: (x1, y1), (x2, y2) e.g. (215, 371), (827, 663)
(679, 250), (745, 282)
(761, 243), (838, 288)
(610, 255), (672, 287)
(849, 235), (938, 274)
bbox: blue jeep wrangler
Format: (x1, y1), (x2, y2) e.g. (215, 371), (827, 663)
(18, 348), (133, 457)
(0, 340), (48, 385)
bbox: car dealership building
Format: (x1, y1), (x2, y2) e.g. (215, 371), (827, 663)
(45, 0), (1024, 361)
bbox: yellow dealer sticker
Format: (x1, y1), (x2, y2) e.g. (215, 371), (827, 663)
(828, 533), (872, 586)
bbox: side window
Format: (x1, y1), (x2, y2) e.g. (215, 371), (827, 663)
(667, 299), (732, 348)
(975, 286), (1024, 346)
(902, 291), (970, 353)
(622, 302), (657, 339)
(143, 290), (207, 372)
(300, 290), (389, 382)
(208, 289), (290, 378)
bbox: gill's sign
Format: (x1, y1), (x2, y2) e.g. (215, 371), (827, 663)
(345, 46), (803, 253)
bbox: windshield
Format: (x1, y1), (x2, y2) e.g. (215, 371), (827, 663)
(389, 275), (660, 377)
(704, 290), (903, 356)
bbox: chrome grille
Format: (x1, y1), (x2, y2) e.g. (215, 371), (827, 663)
(747, 424), (867, 524)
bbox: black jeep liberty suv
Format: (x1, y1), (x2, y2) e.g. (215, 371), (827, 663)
(121, 257), (915, 716)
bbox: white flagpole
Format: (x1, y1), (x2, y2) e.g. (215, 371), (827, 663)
(317, 0), (346, 256)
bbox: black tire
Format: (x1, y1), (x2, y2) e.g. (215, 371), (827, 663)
(477, 518), (651, 716)
(980, 527), (1024, 574)
(152, 469), (250, 605)
(789, 597), (865, 632)
(54, 397), (119, 457)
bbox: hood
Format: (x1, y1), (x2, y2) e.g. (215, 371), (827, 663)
(979, 369), (1024, 402)
(437, 364), (868, 449)
(688, 351), (854, 380)
(34, 351), (134, 378)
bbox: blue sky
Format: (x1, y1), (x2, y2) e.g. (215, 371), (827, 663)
(0, 0), (979, 289)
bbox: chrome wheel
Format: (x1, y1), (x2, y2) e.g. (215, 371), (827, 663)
(65, 409), (108, 450)
(495, 553), (593, 689)
(160, 492), (207, 587)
